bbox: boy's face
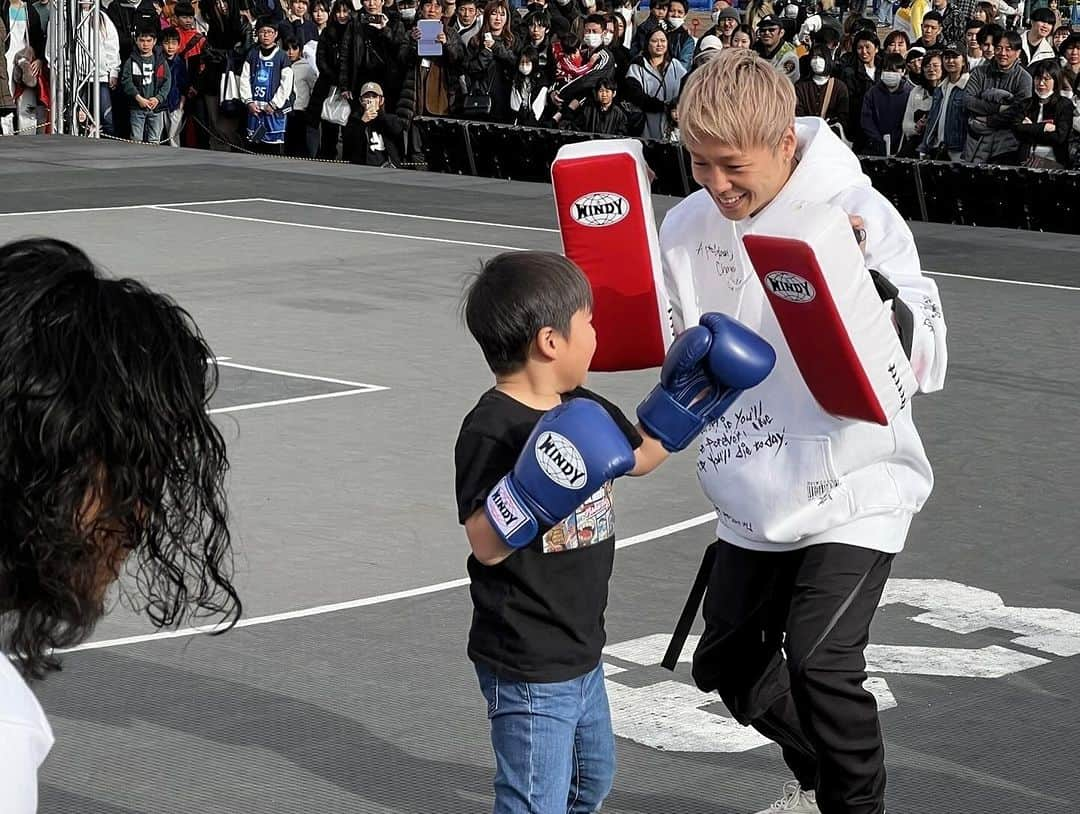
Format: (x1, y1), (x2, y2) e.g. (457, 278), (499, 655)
(178, 13), (195, 28)
(553, 309), (596, 389)
(136, 34), (156, 54)
(163, 37), (180, 56)
(257, 25), (277, 46)
(688, 126), (798, 222)
(597, 85), (614, 107)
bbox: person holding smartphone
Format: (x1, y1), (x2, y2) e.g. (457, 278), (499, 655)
(348, 80), (407, 165)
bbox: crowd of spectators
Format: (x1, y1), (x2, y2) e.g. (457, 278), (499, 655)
(2, 0), (1078, 168)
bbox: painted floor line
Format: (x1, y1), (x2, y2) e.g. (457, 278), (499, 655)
(208, 388), (385, 415)
(255, 197), (562, 234)
(0, 198), (261, 218)
(64, 512), (716, 654)
(150, 206), (525, 252)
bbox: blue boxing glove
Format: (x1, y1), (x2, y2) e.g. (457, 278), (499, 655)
(484, 399), (636, 549)
(637, 313), (776, 452)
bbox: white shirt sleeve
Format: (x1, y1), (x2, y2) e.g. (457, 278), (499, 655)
(838, 187), (948, 393)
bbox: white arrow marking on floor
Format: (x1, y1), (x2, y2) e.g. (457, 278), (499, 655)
(881, 579), (1080, 657)
(864, 644), (1049, 678)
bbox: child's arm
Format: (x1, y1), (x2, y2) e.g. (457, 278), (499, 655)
(270, 64), (294, 110)
(120, 57), (138, 99)
(628, 430), (669, 476)
(464, 507), (514, 566)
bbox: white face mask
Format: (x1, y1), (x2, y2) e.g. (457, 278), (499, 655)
(583, 31), (602, 47)
(519, 62), (533, 74)
(667, 14), (684, 27)
(601, 30), (613, 45)
(810, 56), (826, 74)
(400, 5), (416, 18)
(881, 71), (903, 89)
(1035, 87), (1054, 99)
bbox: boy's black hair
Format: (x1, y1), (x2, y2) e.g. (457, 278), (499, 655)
(524, 8), (551, 28)
(462, 251), (593, 376)
(595, 76), (617, 92)
(978, 22), (1004, 42)
(964, 17), (982, 31)
(881, 51), (905, 72)
(161, 26), (181, 42)
(0, 239), (241, 680)
(921, 9), (943, 23)
(283, 35), (302, 49)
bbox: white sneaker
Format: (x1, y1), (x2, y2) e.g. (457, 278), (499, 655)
(751, 781), (822, 813)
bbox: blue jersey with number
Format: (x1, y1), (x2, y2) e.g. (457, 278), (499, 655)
(246, 47), (291, 144)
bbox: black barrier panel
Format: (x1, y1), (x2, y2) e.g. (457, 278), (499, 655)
(415, 117), (472, 176)
(858, 157), (923, 223)
(415, 117), (1080, 234)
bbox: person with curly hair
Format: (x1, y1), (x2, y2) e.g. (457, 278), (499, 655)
(0, 238), (242, 813)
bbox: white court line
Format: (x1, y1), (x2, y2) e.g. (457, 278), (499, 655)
(0, 198), (261, 218)
(209, 389), (382, 415)
(216, 360), (383, 389)
(63, 512), (717, 654)
(150, 206), (525, 252)
(253, 197), (562, 234)
(925, 270), (1080, 292)
(208, 360), (387, 415)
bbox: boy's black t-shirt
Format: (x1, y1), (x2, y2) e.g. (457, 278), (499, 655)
(454, 387), (643, 684)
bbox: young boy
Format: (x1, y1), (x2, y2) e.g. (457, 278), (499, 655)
(283, 35), (317, 156)
(0, 237), (241, 811)
(662, 49), (947, 814)
(120, 27), (172, 144)
(160, 27), (190, 146)
(455, 251), (774, 813)
(240, 17), (294, 154)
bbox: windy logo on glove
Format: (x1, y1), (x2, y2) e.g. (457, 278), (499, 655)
(535, 431), (589, 489)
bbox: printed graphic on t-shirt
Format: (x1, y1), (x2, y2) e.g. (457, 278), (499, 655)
(542, 482), (614, 553)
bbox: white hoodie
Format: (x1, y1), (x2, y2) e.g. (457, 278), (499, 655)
(660, 117), (948, 554)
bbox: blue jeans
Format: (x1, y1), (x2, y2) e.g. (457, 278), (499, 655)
(130, 108), (163, 144)
(475, 662), (615, 814)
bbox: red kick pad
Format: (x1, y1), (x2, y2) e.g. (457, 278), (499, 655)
(742, 203), (917, 425)
(552, 140), (671, 371)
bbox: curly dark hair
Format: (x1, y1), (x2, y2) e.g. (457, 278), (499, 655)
(0, 238), (241, 679)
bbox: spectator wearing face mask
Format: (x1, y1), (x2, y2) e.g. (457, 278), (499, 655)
(861, 52), (912, 155)
(919, 40), (969, 159)
(901, 49), (943, 154)
(795, 44), (849, 131)
(665, 0), (694, 71)
(963, 29), (1032, 164)
(508, 46), (549, 124)
(1013, 59), (1074, 168)
(551, 14), (614, 106)
(754, 15), (799, 81)
(631, 0), (668, 58)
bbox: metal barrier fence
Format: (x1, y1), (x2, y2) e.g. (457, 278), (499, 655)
(414, 117), (1080, 234)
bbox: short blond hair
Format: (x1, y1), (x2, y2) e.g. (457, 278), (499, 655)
(678, 49), (796, 152)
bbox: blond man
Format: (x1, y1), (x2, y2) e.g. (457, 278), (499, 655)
(659, 49), (947, 814)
